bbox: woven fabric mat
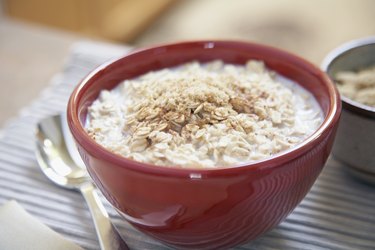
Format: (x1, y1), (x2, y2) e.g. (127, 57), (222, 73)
(0, 41), (374, 250)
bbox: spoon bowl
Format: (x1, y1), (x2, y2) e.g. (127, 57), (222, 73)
(36, 114), (89, 189)
(35, 114), (128, 250)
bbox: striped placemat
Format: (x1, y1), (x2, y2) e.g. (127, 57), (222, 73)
(0, 41), (374, 250)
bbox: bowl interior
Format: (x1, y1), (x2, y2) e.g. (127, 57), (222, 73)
(323, 38), (375, 117)
(325, 43), (375, 75)
(69, 41), (340, 175)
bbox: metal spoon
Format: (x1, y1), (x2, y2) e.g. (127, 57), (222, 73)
(35, 114), (128, 250)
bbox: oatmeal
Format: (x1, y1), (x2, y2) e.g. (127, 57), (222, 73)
(86, 60), (323, 168)
(335, 65), (375, 107)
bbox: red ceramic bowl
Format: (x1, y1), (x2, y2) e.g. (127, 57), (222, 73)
(67, 41), (341, 249)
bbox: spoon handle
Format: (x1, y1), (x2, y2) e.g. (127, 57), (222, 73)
(80, 182), (129, 250)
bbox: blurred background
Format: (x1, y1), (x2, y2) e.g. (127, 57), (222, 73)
(0, 0), (374, 126)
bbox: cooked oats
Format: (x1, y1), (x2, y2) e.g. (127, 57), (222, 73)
(86, 60), (323, 168)
(335, 65), (375, 107)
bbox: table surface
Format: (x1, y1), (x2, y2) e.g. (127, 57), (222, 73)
(0, 41), (374, 250)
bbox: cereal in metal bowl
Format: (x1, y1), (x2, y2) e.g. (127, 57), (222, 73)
(335, 65), (375, 107)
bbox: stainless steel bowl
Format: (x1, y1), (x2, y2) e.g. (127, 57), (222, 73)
(322, 36), (375, 184)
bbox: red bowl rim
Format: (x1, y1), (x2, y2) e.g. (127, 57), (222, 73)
(67, 40), (341, 178)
